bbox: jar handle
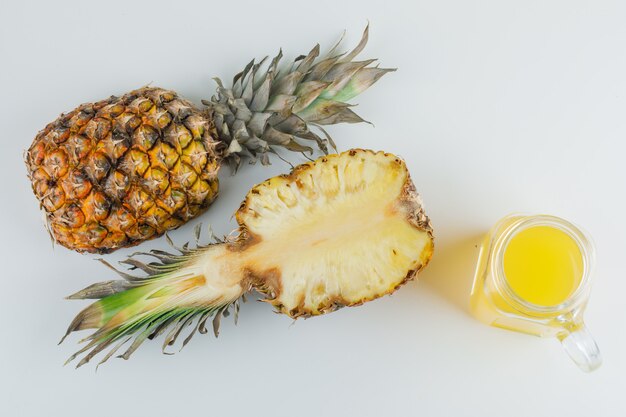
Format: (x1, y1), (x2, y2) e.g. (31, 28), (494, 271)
(559, 323), (602, 372)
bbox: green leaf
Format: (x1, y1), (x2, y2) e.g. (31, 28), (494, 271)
(315, 108), (369, 125)
(340, 23), (369, 63)
(332, 67), (396, 103)
(296, 98), (351, 122)
(292, 81), (330, 113)
(265, 94), (297, 113)
(318, 59), (377, 100)
(271, 71), (304, 95)
(250, 75), (271, 111)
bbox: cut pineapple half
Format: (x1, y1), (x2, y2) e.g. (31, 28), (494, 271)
(238, 150), (433, 315)
(63, 149), (434, 367)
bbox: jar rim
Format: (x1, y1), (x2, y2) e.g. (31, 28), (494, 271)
(490, 214), (595, 314)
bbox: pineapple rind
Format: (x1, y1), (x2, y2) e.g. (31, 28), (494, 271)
(26, 87), (222, 253)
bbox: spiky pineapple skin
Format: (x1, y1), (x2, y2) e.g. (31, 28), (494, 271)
(26, 87), (222, 253)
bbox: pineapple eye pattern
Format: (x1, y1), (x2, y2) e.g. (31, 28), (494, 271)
(26, 89), (221, 253)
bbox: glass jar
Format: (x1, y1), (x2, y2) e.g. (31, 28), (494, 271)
(470, 214), (601, 372)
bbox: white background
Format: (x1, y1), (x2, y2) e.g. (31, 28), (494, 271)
(1, 1), (624, 416)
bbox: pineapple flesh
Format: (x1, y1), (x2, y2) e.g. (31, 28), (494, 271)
(25, 26), (395, 253)
(62, 150), (434, 367)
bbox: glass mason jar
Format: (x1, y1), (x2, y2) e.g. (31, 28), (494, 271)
(470, 214), (601, 372)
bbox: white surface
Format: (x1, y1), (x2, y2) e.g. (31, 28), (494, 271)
(1, 1), (625, 416)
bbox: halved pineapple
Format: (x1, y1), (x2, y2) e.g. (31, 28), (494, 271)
(63, 149), (434, 367)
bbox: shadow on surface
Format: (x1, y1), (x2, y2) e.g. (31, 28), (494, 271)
(418, 232), (485, 315)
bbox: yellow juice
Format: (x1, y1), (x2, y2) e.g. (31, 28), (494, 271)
(503, 226), (584, 307)
(470, 215), (589, 337)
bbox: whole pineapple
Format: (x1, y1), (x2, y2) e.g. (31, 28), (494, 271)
(62, 150), (434, 367)
(25, 27), (394, 253)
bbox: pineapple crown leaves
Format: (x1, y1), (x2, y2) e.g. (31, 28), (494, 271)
(61, 224), (244, 369)
(203, 24), (395, 170)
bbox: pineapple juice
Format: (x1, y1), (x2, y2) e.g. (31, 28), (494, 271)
(503, 226), (583, 308)
(470, 215), (601, 371)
